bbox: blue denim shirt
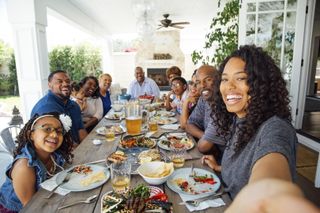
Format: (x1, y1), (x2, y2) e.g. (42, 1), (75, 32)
(0, 144), (65, 212)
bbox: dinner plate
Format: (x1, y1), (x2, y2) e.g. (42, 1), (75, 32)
(118, 137), (156, 150)
(156, 117), (178, 125)
(156, 111), (176, 117)
(105, 112), (124, 120)
(166, 168), (221, 196)
(157, 135), (194, 151)
(56, 165), (110, 192)
(96, 125), (125, 135)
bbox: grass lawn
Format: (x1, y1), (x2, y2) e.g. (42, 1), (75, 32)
(0, 96), (21, 116)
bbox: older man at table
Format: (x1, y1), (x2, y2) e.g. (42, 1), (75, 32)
(31, 70), (87, 144)
(128, 66), (160, 99)
(185, 65), (225, 158)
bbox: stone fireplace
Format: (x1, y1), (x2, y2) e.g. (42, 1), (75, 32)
(135, 30), (185, 91)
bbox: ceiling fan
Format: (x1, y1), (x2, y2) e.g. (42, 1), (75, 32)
(157, 14), (190, 30)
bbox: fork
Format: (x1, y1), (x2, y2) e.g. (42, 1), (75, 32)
(189, 163), (195, 177)
(46, 171), (72, 199)
(57, 194), (98, 210)
(179, 191), (226, 207)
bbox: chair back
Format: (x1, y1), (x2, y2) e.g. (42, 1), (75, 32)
(0, 127), (18, 155)
(0, 151), (13, 186)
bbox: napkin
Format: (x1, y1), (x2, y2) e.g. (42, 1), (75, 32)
(161, 124), (180, 130)
(40, 173), (70, 196)
(179, 193), (225, 212)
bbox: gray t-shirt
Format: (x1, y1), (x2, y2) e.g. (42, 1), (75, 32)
(188, 97), (225, 145)
(221, 116), (297, 199)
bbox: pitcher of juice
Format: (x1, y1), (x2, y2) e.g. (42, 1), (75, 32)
(125, 102), (142, 135)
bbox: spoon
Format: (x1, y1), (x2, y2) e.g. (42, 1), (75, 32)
(57, 194), (98, 210)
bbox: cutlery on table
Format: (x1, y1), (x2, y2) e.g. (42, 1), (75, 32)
(189, 163), (195, 177)
(178, 191), (226, 207)
(46, 171), (72, 199)
(57, 194), (98, 210)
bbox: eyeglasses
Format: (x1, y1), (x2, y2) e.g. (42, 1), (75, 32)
(32, 125), (65, 136)
(171, 83), (182, 88)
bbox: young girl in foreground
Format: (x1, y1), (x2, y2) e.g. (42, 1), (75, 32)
(0, 112), (73, 212)
(202, 45), (297, 199)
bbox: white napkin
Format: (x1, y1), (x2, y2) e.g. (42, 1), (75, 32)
(161, 124), (180, 130)
(179, 193), (225, 212)
(40, 173), (70, 196)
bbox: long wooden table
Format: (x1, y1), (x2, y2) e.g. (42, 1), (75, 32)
(21, 112), (231, 213)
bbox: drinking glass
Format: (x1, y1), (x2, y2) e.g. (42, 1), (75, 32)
(148, 119), (158, 132)
(125, 103), (142, 135)
(111, 161), (131, 194)
(170, 148), (186, 168)
(105, 128), (115, 142)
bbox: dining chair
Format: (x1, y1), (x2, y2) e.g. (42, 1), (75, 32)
(0, 151), (13, 186)
(0, 126), (20, 155)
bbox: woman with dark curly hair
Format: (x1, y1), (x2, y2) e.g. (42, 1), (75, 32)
(79, 76), (103, 132)
(0, 112), (73, 212)
(202, 45), (297, 199)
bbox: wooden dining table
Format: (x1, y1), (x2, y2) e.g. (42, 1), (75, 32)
(21, 110), (231, 213)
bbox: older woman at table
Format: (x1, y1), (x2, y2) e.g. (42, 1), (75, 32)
(80, 76), (103, 132)
(98, 73), (112, 116)
(202, 45), (297, 199)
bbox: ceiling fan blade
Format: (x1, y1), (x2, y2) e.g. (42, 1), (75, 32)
(157, 26), (164, 30)
(171, 22), (190, 25)
(170, 25), (184, 29)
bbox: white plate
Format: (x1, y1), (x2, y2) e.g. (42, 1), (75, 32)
(96, 125), (125, 135)
(157, 136), (194, 151)
(156, 111), (176, 117)
(166, 168), (221, 196)
(56, 165), (110, 192)
(156, 117), (178, 125)
(105, 112), (124, 120)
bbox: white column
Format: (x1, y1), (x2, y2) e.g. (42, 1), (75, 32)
(6, 0), (49, 120)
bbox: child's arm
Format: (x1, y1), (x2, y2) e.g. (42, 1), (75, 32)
(11, 158), (36, 206)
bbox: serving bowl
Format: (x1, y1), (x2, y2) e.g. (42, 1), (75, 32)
(137, 161), (174, 185)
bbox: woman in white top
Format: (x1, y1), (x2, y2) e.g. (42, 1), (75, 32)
(79, 76), (103, 132)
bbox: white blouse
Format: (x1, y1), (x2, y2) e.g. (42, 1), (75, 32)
(82, 97), (103, 122)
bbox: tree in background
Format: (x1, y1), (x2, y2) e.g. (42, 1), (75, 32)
(49, 43), (102, 81)
(191, 0), (239, 66)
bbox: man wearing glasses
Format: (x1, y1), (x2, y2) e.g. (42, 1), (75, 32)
(186, 65), (225, 159)
(31, 70), (87, 144)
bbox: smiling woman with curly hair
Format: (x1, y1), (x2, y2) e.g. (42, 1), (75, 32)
(202, 45), (297, 199)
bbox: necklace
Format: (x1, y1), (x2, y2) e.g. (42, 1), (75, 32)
(46, 155), (64, 177)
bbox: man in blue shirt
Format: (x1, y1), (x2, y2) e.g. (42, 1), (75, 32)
(186, 65), (225, 156)
(31, 70), (87, 144)
(128, 66), (160, 99)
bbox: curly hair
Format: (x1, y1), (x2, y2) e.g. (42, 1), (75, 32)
(79, 76), (100, 98)
(14, 112), (73, 163)
(166, 66), (182, 79)
(211, 45), (291, 151)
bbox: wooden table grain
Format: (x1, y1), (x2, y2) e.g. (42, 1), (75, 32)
(21, 114), (230, 213)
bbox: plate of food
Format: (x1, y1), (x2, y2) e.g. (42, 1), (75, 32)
(138, 149), (161, 164)
(166, 168), (220, 196)
(119, 136), (156, 149)
(55, 164), (110, 192)
(105, 112), (124, 120)
(107, 150), (128, 164)
(96, 125), (125, 135)
(155, 111), (176, 117)
(158, 134), (194, 151)
(153, 117), (178, 125)
(101, 184), (172, 213)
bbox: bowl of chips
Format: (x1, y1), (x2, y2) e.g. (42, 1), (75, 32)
(137, 162), (174, 185)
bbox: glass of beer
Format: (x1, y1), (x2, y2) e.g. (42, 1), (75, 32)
(105, 128), (115, 142)
(111, 161), (131, 194)
(148, 119), (158, 132)
(170, 148), (186, 168)
(125, 103), (142, 135)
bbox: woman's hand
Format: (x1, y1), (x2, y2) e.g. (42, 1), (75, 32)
(201, 155), (221, 172)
